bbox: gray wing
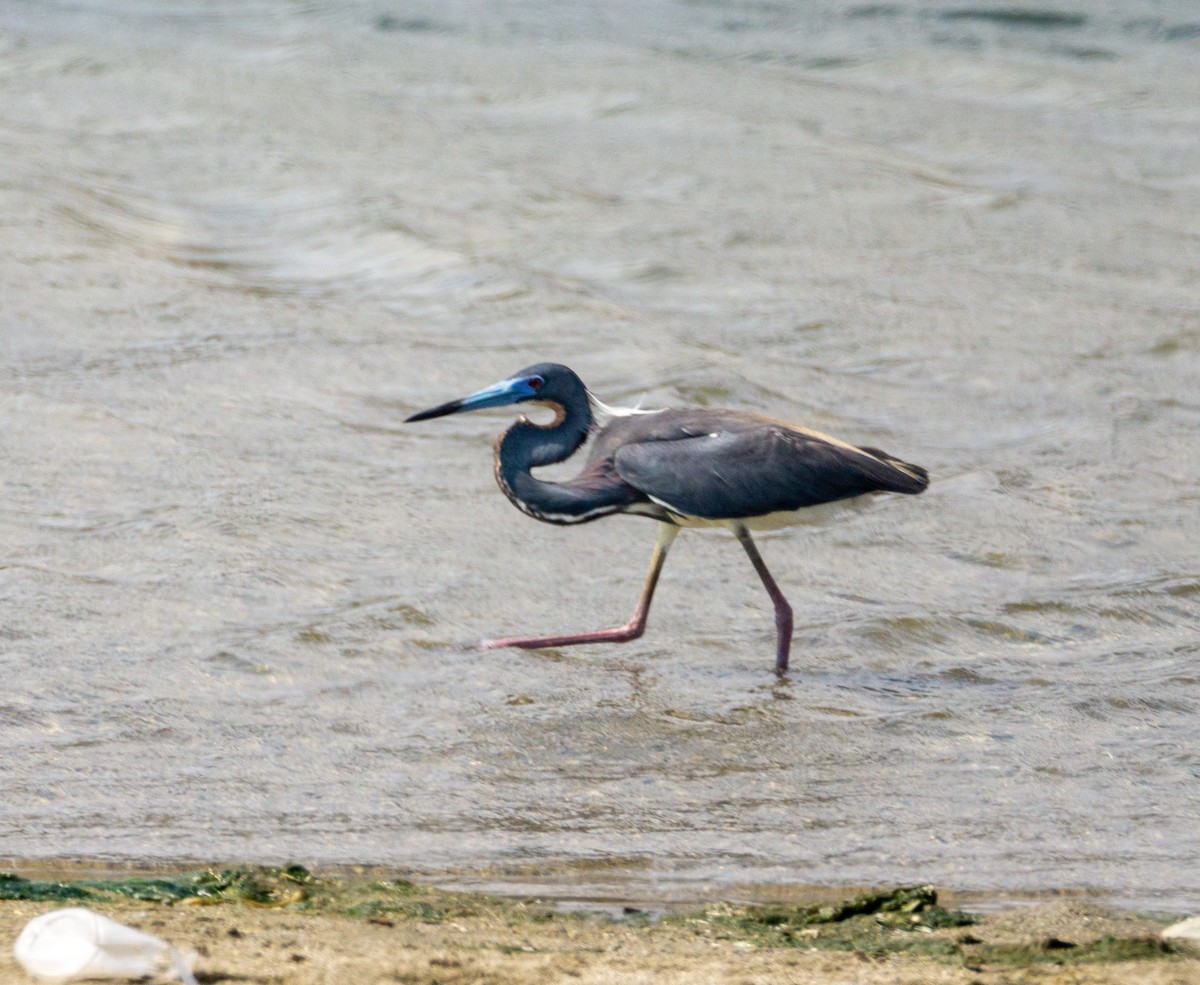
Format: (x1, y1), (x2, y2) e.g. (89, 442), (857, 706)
(612, 425), (925, 521)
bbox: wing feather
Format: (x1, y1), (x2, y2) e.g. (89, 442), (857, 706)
(612, 422), (926, 521)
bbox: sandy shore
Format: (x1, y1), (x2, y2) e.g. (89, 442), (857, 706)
(2, 867), (1196, 984)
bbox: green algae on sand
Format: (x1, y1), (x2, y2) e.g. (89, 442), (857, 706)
(0, 868), (1185, 970)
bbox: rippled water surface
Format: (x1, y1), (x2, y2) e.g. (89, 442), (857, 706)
(2, 0), (1198, 910)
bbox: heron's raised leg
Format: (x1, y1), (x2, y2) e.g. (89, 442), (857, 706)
(731, 523), (794, 674)
(480, 523), (680, 652)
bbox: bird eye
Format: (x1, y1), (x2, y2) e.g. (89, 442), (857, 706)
(527, 376), (544, 391)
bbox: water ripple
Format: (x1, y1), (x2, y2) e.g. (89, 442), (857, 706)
(53, 178), (477, 301)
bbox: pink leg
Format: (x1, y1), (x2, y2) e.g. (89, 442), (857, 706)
(480, 524), (679, 652)
(731, 523), (794, 675)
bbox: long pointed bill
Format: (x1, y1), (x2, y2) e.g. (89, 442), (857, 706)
(405, 376), (538, 423)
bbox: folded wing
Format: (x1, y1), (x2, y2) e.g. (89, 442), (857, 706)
(612, 421), (927, 521)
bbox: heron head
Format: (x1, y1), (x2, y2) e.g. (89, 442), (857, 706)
(405, 363), (584, 423)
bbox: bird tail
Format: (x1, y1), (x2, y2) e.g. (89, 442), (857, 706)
(857, 447), (929, 495)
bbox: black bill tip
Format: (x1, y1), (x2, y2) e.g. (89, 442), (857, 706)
(404, 399), (467, 423)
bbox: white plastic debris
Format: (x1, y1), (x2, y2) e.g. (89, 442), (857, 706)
(1162, 915), (1200, 941)
(13, 907), (197, 983)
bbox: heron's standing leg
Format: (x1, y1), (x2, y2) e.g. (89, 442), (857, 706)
(481, 523), (680, 651)
(730, 523), (794, 674)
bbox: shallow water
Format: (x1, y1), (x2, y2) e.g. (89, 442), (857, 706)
(1, 1), (1198, 911)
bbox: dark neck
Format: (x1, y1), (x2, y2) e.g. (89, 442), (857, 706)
(494, 400), (618, 524)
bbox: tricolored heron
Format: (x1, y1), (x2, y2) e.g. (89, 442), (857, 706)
(406, 363), (928, 673)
